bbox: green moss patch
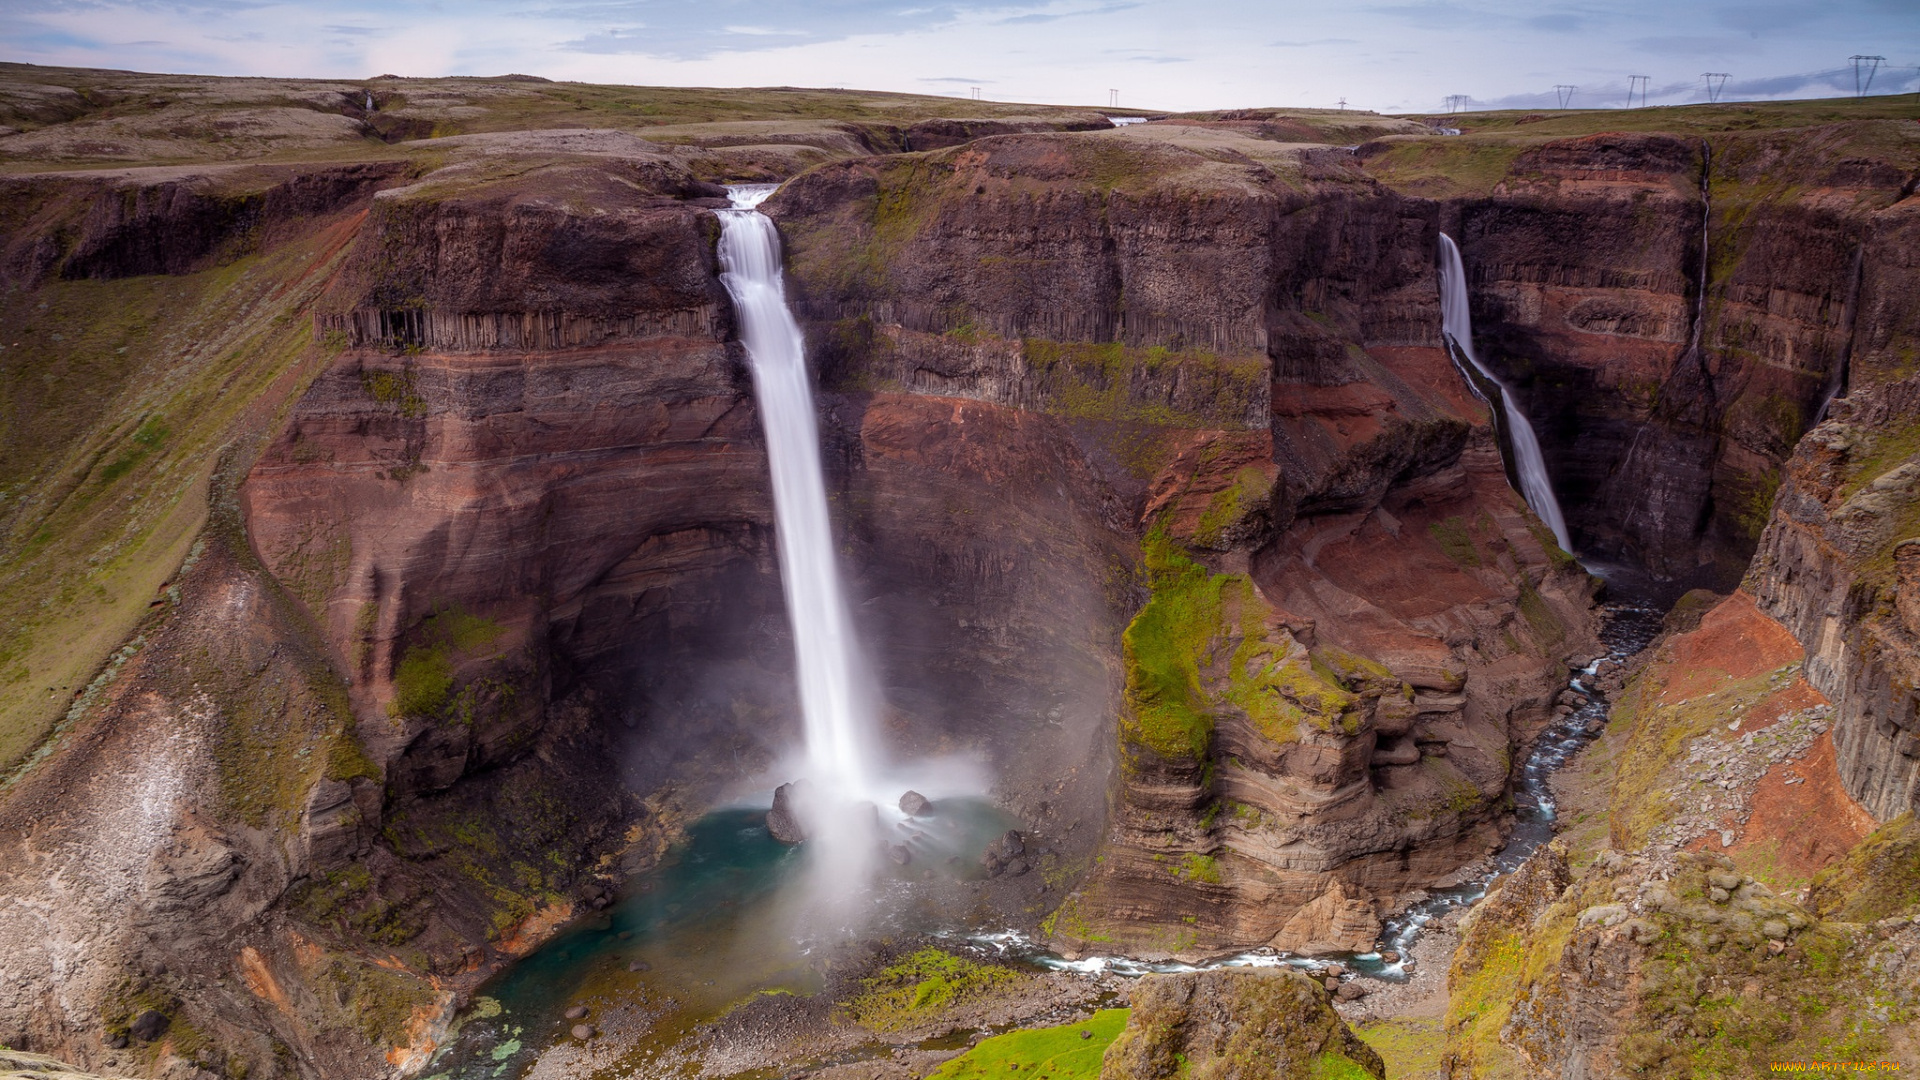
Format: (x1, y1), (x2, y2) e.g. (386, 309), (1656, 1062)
(926, 1009), (1129, 1080)
(386, 606), (506, 719)
(841, 948), (1024, 1032)
(1024, 339), (1267, 431)
(1193, 466), (1272, 547)
(1122, 527), (1373, 762)
(1121, 529), (1227, 760)
(1355, 1018), (1445, 1080)
(1808, 812), (1920, 922)
(310, 955), (435, 1048)
(289, 863), (430, 947)
(1427, 516), (1481, 568)
(1175, 854), (1222, 884)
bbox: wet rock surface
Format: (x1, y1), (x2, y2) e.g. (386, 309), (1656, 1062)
(768, 781), (812, 844)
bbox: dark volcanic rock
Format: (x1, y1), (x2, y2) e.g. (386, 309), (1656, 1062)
(898, 790), (931, 816)
(128, 1009), (170, 1043)
(767, 781), (811, 844)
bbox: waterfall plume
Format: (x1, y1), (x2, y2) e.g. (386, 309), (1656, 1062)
(717, 185), (880, 807)
(1437, 233), (1573, 553)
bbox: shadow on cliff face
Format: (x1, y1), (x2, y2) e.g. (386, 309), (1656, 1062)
(768, 134), (1601, 961)
(821, 391), (1130, 841)
(1437, 127), (1919, 598)
(206, 146), (1144, 1075)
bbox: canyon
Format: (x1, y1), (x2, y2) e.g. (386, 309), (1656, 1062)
(0, 61), (1916, 1080)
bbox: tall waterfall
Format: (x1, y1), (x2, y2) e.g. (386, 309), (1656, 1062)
(717, 185), (876, 801)
(1437, 234), (1573, 552)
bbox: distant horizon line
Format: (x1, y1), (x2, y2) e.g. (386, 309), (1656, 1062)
(3, 55), (1915, 119)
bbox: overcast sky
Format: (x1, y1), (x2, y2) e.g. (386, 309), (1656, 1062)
(3, 0), (1917, 114)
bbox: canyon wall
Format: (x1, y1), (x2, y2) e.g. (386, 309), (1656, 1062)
(3, 83), (1918, 1079)
(1370, 124), (1918, 592)
(1, 137), (1138, 1077)
(1747, 374), (1920, 823)
(769, 132), (1598, 958)
(1443, 590), (1915, 1077)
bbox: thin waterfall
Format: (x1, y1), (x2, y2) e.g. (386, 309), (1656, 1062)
(716, 184), (876, 802)
(1437, 234), (1573, 552)
(1814, 244), (1864, 427)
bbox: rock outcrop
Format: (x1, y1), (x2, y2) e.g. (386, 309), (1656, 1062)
(1449, 842), (1920, 1079)
(1445, 590), (1914, 1076)
(1102, 968), (1384, 1080)
(1748, 374), (1920, 821)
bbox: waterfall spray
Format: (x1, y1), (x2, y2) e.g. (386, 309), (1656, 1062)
(1436, 234), (1573, 552)
(716, 185), (878, 805)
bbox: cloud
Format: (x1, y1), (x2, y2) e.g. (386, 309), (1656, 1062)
(2, 0), (1918, 113)
(1104, 49), (1188, 63)
(546, 0), (981, 57)
(1362, 2), (1499, 31)
(1630, 34), (1763, 56)
(1712, 3), (1824, 34)
(1526, 13), (1582, 32)
(993, 2), (1138, 25)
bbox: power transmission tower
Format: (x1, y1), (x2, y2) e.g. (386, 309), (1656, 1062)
(970, 86), (981, 100)
(1108, 88), (1119, 107)
(1555, 84), (1575, 109)
(1702, 73), (1729, 103)
(1628, 75), (1650, 108)
(1850, 55), (1886, 96)
(1337, 97), (1347, 110)
(1445, 94), (1469, 114)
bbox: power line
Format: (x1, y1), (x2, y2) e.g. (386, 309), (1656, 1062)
(1702, 73), (1729, 103)
(1850, 55), (1886, 96)
(1627, 75), (1650, 109)
(1555, 84), (1575, 109)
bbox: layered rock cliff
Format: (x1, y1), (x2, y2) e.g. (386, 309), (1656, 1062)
(4, 64), (1920, 1080)
(768, 131), (1598, 958)
(1748, 374), (1920, 822)
(1364, 122), (1920, 592)
(1442, 584), (1915, 1075)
